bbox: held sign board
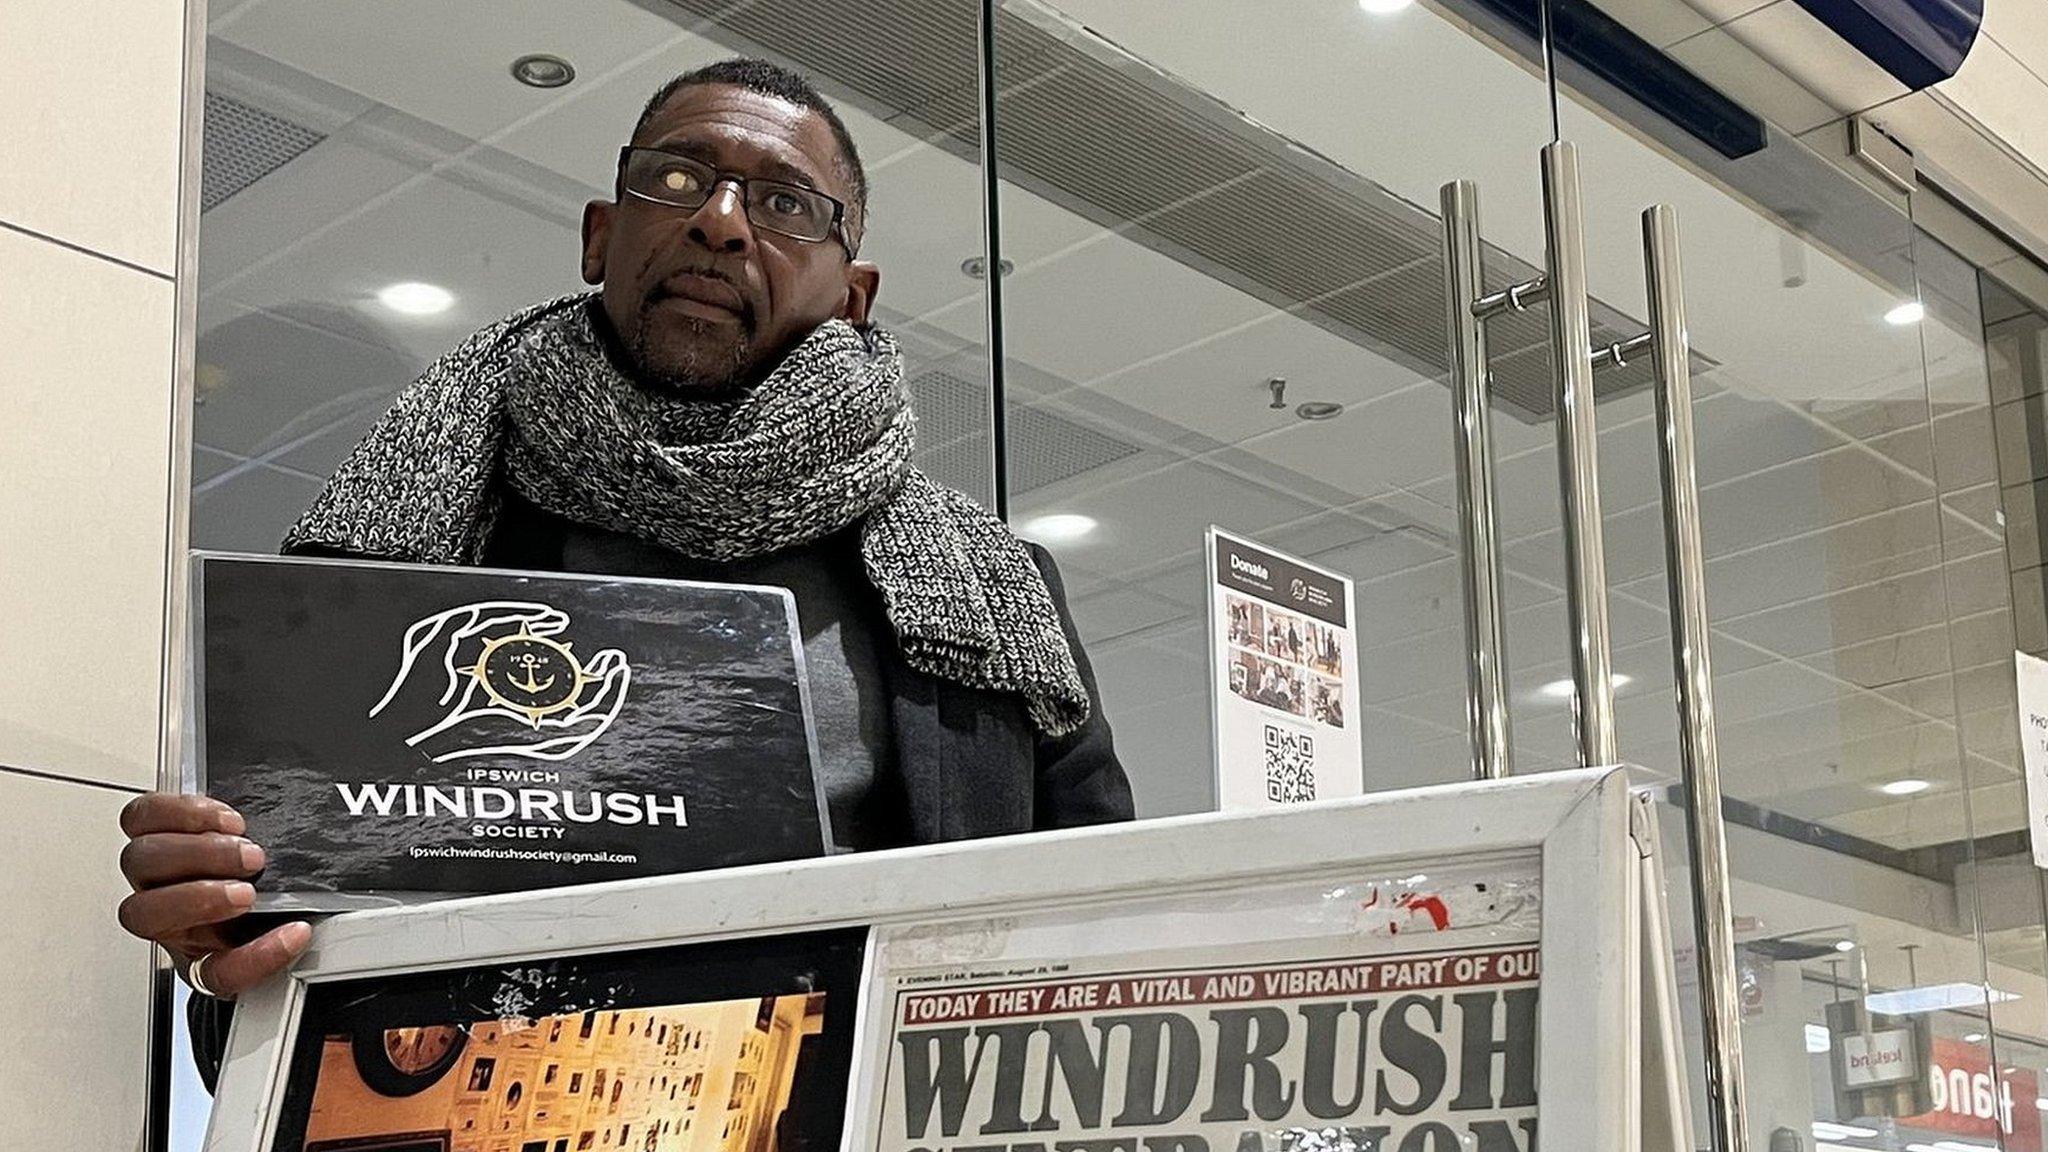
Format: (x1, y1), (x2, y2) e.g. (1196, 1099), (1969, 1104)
(192, 552), (829, 910)
(1207, 527), (1363, 809)
(2015, 650), (2048, 869)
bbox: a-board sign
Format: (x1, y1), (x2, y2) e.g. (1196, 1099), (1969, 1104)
(201, 766), (1657, 1152)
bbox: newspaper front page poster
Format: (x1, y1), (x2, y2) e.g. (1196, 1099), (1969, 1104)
(858, 858), (1542, 1152)
(1208, 527), (1363, 809)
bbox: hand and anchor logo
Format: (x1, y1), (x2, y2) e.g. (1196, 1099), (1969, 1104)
(371, 601), (631, 763)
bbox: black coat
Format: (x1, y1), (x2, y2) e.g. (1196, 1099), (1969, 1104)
(188, 520), (1133, 1087)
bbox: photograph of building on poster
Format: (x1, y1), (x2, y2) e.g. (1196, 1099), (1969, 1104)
(1224, 592), (1345, 728)
(298, 995), (820, 1152)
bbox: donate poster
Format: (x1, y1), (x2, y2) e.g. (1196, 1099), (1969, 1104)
(857, 859), (1544, 1152)
(1207, 527), (1363, 810)
(192, 552), (828, 910)
(2015, 650), (2048, 869)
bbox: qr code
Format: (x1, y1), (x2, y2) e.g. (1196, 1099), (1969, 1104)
(1264, 724), (1316, 803)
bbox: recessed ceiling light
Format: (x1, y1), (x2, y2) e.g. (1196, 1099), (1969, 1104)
(1880, 778), (1932, 796)
(1359, 0), (1415, 13)
(510, 53), (576, 89)
(1964, 1032), (1986, 1043)
(1885, 300), (1926, 326)
(1537, 673), (1632, 699)
(961, 256), (1014, 280)
(1020, 513), (1097, 543)
(377, 281), (454, 316)
(1834, 939), (1857, 952)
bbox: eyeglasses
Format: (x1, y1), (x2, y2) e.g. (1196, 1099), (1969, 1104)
(616, 146), (854, 253)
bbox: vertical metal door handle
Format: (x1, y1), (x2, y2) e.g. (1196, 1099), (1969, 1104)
(1644, 204), (1750, 1152)
(1541, 141), (1619, 769)
(1440, 180), (1513, 781)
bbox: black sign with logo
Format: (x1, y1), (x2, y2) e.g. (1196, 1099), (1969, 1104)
(192, 553), (828, 910)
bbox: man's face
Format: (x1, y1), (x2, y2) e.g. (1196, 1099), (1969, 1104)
(580, 83), (880, 392)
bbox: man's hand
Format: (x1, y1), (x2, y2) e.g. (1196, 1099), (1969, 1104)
(116, 793), (312, 999)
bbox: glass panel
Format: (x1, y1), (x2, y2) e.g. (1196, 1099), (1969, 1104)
(1954, 260), (2048, 1150)
(192, 0), (996, 550)
(1549, 37), (2042, 1149)
(990, 0), (1574, 815)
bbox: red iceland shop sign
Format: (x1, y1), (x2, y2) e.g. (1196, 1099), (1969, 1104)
(1902, 1037), (2040, 1151)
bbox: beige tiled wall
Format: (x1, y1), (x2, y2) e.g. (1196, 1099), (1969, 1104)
(0, 772), (157, 1149)
(0, 0), (187, 272)
(0, 228), (178, 789)
(0, 0), (195, 1148)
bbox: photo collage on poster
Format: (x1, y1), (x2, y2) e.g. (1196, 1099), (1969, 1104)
(1223, 591), (1347, 729)
(269, 928), (865, 1152)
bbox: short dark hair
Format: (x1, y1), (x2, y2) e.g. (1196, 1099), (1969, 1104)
(633, 58), (869, 237)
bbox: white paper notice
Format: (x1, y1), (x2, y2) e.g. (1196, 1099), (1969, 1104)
(2016, 650), (2048, 869)
(1207, 527), (1363, 810)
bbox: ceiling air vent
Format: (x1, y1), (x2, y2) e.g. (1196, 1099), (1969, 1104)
(202, 90), (326, 213)
(908, 368), (1143, 501)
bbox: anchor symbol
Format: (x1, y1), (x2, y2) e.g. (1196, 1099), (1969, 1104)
(510, 652), (556, 694)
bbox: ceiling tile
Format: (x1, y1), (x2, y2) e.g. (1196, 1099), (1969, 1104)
(206, 170), (589, 365)
(1075, 308), (1430, 448)
(220, 0), (688, 144)
(194, 302), (413, 460)
(1938, 35), (2048, 182)
(1108, 698), (1215, 817)
(1065, 586), (1196, 646)
(1664, 24), (1838, 134)
(996, 232), (1273, 388)
(1087, 628), (1209, 716)
(1018, 457), (1322, 582)
(1718, 0), (1905, 113)
(1586, 0), (1714, 46)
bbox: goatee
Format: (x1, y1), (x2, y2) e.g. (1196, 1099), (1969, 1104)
(628, 309), (753, 395)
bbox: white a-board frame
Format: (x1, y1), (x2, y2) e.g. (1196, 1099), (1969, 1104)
(204, 765), (1639, 1152)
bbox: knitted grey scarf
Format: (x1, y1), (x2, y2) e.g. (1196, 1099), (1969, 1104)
(283, 292), (1089, 736)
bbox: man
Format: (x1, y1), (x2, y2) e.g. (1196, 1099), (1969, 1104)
(115, 58), (1131, 1076)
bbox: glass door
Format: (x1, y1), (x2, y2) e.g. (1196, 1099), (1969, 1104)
(1544, 16), (2038, 1150)
(986, 0), (1580, 814)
